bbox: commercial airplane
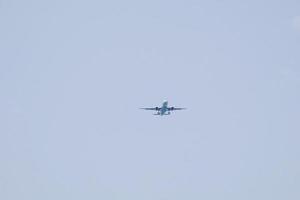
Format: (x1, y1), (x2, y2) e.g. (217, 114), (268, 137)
(140, 100), (186, 116)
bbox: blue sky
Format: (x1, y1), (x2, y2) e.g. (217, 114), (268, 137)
(1, 0), (300, 199)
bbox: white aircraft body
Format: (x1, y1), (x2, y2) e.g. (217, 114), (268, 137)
(140, 100), (186, 116)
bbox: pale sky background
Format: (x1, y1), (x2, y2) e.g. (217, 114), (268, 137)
(1, 0), (300, 200)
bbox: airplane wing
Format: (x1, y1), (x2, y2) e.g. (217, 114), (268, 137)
(140, 107), (160, 110)
(168, 107), (186, 111)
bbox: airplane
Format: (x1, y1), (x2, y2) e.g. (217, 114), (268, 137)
(140, 100), (186, 116)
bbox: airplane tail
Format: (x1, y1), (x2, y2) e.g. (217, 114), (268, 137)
(153, 112), (170, 116)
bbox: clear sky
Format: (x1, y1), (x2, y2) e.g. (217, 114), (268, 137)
(1, 0), (300, 199)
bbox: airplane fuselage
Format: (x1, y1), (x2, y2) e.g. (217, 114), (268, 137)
(157, 101), (170, 116)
